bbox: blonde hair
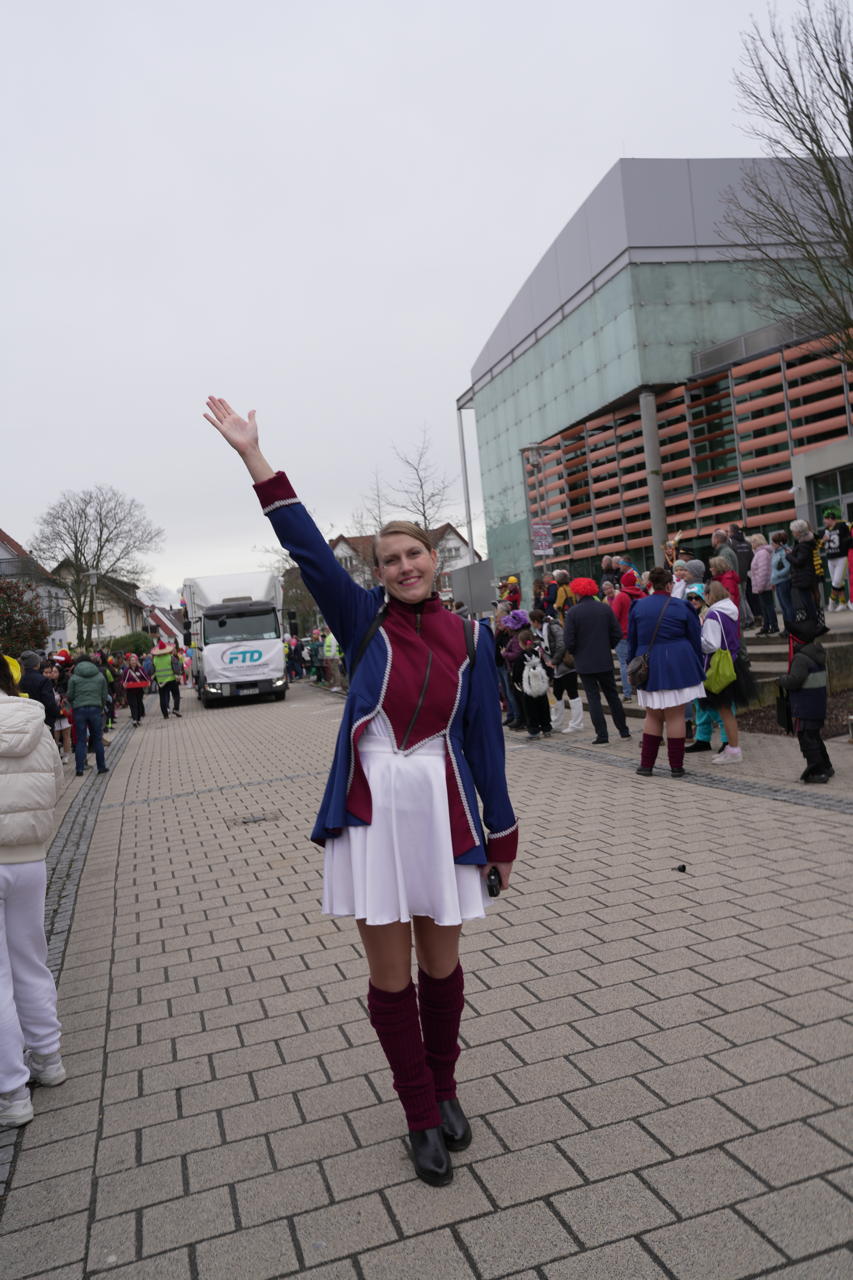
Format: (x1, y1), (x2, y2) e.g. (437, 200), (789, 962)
(373, 521), (434, 566)
(709, 556), (730, 576)
(749, 533), (767, 548)
(706, 581), (730, 605)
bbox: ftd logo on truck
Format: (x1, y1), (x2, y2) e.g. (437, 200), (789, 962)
(225, 650), (263, 664)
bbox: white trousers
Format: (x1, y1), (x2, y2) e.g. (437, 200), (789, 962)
(828, 557), (848, 590)
(0, 861), (61, 1092)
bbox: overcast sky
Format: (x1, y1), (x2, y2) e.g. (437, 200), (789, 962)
(3, 0), (802, 599)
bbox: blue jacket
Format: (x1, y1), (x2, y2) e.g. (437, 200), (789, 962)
(255, 472), (518, 864)
(770, 546), (791, 586)
(627, 593), (704, 692)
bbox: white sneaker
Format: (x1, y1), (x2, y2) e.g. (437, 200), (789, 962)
(848, 601), (853, 611)
(0, 1087), (34, 1127)
(712, 746), (743, 765)
(26, 1050), (67, 1087)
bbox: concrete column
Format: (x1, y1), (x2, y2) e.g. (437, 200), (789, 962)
(639, 389), (667, 563)
(456, 407), (476, 566)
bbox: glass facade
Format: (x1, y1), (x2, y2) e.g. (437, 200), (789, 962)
(472, 260), (787, 586)
(471, 260), (852, 586)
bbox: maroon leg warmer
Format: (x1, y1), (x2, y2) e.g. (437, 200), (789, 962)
(640, 733), (662, 770)
(367, 981), (440, 1131)
(667, 737), (685, 771)
(417, 964), (464, 1102)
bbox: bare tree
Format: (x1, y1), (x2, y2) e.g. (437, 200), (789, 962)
(350, 470), (388, 541)
(31, 486), (164, 647)
(389, 428), (456, 531)
(723, 0), (853, 359)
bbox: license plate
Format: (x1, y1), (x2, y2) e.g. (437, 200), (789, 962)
(238, 687), (259, 696)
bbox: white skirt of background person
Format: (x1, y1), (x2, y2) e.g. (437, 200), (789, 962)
(637, 682), (706, 710)
(322, 715), (488, 926)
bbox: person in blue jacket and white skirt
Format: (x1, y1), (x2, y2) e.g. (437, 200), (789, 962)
(628, 565), (705, 778)
(205, 398), (518, 1188)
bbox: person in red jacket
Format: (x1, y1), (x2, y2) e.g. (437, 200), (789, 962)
(612, 570), (645, 699)
(710, 556), (741, 613)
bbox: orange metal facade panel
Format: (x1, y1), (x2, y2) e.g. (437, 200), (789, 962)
(738, 430), (791, 453)
(744, 490), (796, 510)
(789, 395), (847, 422)
(791, 415), (848, 440)
(736, 410), (788, 433)
(741, 462), (792, 484)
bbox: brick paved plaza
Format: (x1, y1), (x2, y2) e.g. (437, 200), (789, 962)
(1, 684), (852, 1279)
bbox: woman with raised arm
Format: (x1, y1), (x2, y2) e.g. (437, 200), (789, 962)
(204, 398), (518, 1188)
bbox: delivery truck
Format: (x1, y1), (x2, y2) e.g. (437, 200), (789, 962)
(181, 571), (287, 708)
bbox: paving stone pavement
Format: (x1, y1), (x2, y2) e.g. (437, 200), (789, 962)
(0, 682), (851, 1280)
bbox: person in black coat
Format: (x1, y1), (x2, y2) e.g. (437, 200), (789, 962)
(778, 619), (833, 783)
(786, 520), (824, 622)
(17, 651), (58, 731)
(563, 579), (631, 744)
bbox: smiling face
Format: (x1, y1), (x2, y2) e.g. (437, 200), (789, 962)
(374, 533), (438, 604)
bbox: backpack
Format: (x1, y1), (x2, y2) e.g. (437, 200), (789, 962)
(522, 653), (549, 698)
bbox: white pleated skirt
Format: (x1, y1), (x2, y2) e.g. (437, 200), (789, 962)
(321, 717), (488, 926)
(637, 682), (706, 710)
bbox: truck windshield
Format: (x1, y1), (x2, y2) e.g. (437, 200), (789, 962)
(203, 612), (280, 645)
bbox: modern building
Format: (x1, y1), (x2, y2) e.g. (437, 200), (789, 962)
(458, 158), (853, 588)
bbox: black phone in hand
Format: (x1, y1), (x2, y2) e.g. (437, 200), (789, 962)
(486, 867), (501, 897)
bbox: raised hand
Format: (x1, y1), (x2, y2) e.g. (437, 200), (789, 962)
(204, 396), (274, 483)
(203, 397), (259, 455)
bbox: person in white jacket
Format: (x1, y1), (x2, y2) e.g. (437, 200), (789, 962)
(700, 584), (743, 765)
(0, 654), (66, 1127)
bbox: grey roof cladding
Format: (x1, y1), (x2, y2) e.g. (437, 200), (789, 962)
(470, 156), (788, 383)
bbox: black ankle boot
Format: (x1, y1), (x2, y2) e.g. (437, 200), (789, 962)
(439, 1098), (472, 1151)
(408, 1126), (453, 1186)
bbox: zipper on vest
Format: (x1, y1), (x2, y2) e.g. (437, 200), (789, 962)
(401, 651), (432, 750)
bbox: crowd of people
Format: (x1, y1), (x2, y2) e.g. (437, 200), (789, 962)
(494, 513), (844, 785)
(6, 639), (192, 780)
(1, 475), (844, 1141)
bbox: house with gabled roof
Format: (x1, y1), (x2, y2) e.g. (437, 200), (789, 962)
(0, 528), (67, 650)
(329, 524), (480, 601)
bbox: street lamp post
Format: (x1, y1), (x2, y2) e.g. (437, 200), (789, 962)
(87, 569), (101, 649)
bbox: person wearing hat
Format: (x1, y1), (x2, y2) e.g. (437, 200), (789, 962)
(151, 641), (182, 719)
(16, 652), (57, 733)
(684, 582), (729, 754)
(820, 509), (852, 611)
(504, 576), (521, 610)
(0, 654), (66, 1127)
(564, 579), (632, 744)
(778, 619), (833, 782)
(671, 561), (689, 600)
